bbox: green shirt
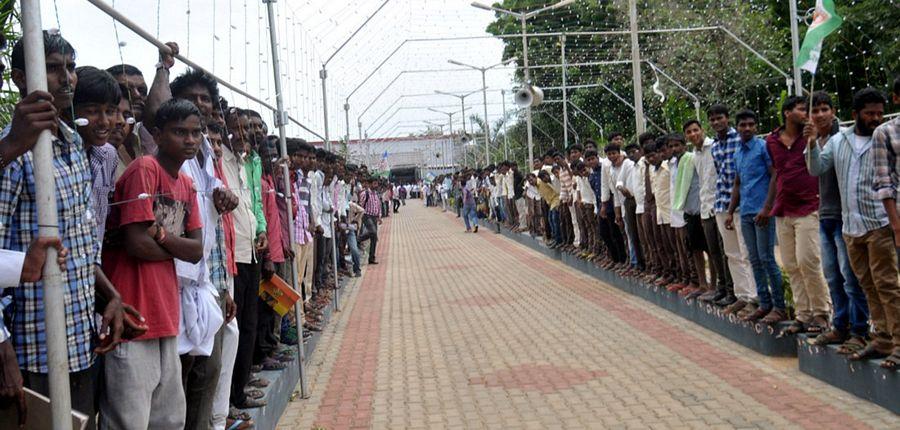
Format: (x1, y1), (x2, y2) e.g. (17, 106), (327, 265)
(244, 150), (267, 235)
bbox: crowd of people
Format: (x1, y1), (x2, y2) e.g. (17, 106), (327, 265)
(0, 31), (391, 429)
(434, 80), (900, 372)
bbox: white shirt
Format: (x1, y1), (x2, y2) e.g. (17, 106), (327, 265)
(669, 157), (686, 228)
(604, 158), (634, 208)
(0, 249), (25, 288)
(177, 137), (224, 356)
(577, 175), (597, 206)
(220, 145), (257, 264)
(632, 157), (648, 214)
(693, 137), (717, 219)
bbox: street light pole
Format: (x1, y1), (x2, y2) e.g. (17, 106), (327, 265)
(788, 0), (803, 95)
(501, 89), (509, 160)
(627, 0), (646, 135)
(320, 0), (391, 151)
(472, 0), (574, 167)
(560, 34), (568, 148)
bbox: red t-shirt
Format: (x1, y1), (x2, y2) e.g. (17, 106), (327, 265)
(765, 129), (820, 218)
(262, 174), (285, 263)
(103, 156), (203, 340)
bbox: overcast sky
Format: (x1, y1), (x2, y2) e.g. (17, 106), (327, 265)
(38, 0), (518, 142)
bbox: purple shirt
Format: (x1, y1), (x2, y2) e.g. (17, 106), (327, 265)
(765, 128), (819, 217)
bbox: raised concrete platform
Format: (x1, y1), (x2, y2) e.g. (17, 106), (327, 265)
(798, 334), (900, 414)
(485, 220), (797, 357)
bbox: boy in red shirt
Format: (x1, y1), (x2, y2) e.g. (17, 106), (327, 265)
(100, 99), (205, 429)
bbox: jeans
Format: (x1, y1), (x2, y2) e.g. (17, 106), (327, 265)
(463, 204), (478, 230)
(347, 229), (362, 273)
(819, 218), (868, 336)
(360, 214), (379, 262)
(740, 213), (785, 310)
(548, 208), (561, 244)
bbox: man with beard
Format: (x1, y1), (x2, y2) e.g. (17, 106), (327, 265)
(808, 88), (900, 370)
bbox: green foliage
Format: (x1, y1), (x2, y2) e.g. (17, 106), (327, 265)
(0, 0), (18, 126)
(481, 0), (899, 168)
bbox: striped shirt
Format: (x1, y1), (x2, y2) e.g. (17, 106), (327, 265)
(0, 123), (97, 373)
(711, 127), (741, 213)
(807, 127), (888, 237)
(292, 169), (312, 245)
(872, 117), (900, 203)
(361, 189), (381, 217)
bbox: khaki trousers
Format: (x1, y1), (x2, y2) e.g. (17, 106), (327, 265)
(845, 226), (900, 351)
(776, 213), (831, 322)
(716, 212), (758, 302)
(294, 242), (315, 302)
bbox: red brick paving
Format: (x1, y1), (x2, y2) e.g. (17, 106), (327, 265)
(480, 231), (873, 430)
(469, 363), (609, 394)
(312, 219), (392, 430)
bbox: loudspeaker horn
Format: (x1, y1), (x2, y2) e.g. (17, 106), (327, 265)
(514, 85), (544, 108)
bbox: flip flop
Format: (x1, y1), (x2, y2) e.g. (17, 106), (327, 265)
(227, 418), (254, 430)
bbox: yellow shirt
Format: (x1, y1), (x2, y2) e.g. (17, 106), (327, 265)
(536, 180), (561, 209)
(650, 162), (671, 225)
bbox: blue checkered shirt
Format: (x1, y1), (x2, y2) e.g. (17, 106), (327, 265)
(711, 127), (741, 213)
(0, 123), (98, 373)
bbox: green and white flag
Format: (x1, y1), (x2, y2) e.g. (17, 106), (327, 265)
(796, 0), (843, 74)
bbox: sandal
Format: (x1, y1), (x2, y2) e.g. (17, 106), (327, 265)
(880, 350), (900, 371)
(806, 316), (829, 334)
(836, 336), (867, 355)
(848, 342), (889, 361)
(235, 398), (267, 409)
(261, 358), (287, 371)
(244, 389), (265, 400)
(781, 320), (806, 336)
(248, 378), (270, 388)
(227, 418), (254, 430)
(807, 328), (848, 346)
(229, 407), (251, 421)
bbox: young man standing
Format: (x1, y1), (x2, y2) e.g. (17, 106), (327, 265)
(649, 141), (678, 286)
(600, 144), (630, 268)
(810, 88), (899, 368)
(101, 99), (204, 428)
(533, 171), (561, 246)
(806, 91), (869, 351)
(358, 177), (383, 264)
(637, 135), (662, 281)
(619, 143), (645, 273)
(727, 110), (786, 325)
(684, 120), (733, 304)
(670, 133), (708, 298)
(709, 104), (758, 316)
(765, 96), (831, 334)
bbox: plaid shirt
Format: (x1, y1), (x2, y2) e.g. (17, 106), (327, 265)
(292, 169), (313, 245)
(0, 123), (97, 373)
(208, 221), (228, 293)
(361, 189), (381, 217)
(711, 127), (741, 213)
(87, 143), (117, 246)
(873, 117), (900, 202)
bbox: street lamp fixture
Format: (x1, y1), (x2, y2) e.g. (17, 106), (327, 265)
(445, 57), (517, 165)
(470, 0), (575, 167)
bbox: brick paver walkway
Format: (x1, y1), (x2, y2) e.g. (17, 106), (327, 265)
(278, 203), (898, 430)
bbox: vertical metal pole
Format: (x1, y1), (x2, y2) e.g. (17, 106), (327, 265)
(788, 0), (803, 95)
(481, 70), (490, 166)
(20, 2), (72, 427)
(320, 67), (331, 151)
(627, 0), (646, 135)
(522, 15), (534, 168)
(447, 113), (454, 170)
(264, 0), (308, 398)
(344, 101), (350, 148)
(501, 89), (509, 160)
(560, 34), (569, 148)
